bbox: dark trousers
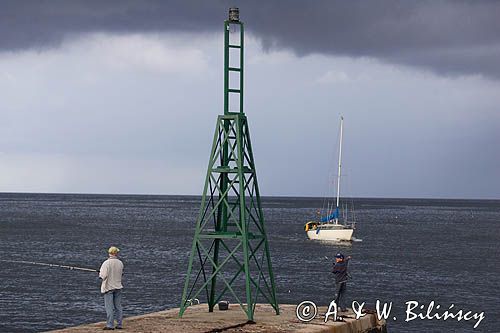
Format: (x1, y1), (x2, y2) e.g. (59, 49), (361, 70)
(334, 282), (347, 310)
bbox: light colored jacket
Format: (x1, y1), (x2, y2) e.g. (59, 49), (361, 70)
(99, 255), (124, 294)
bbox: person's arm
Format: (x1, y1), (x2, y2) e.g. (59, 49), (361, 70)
(346, 257), (352, 279)
(99, 261), (108, 280)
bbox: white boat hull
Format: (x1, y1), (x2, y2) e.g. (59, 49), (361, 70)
(306, 227), (354, 241)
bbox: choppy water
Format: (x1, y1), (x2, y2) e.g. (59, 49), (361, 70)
(0, 193), (499, 332)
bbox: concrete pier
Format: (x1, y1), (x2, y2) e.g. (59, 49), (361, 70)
(48, 304), (386, 333)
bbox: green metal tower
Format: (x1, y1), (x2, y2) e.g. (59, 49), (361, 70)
(179, 8), (279, 321)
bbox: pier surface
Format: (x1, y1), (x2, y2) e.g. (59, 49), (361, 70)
(48, 303), (386, 333)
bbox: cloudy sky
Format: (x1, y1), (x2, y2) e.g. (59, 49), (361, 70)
(1, 1), (499, 199)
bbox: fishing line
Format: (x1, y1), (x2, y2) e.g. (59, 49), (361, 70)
(0, 259), (98, 273)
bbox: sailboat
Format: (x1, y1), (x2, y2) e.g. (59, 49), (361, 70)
(304, 116), (355, 241)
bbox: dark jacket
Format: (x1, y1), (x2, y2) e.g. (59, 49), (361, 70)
(332, 258), (350, 283)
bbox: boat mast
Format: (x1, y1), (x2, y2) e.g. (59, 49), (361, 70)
(335, 116), (344, 224)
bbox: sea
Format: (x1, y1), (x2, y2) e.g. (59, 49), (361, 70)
(0, 193), (499, 333)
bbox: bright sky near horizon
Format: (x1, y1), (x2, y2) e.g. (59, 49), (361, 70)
(1, 1), (499, 199)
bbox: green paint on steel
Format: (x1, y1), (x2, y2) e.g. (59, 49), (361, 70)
(179, 10), (279, 321)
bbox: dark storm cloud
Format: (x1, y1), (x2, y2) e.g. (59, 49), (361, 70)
(2, 0), (500, 79)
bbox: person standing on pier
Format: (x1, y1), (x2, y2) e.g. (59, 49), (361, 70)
(332, 252), (351, 312)
(99, 246), (124, 330)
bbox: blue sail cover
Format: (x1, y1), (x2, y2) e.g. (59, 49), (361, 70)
(320, 207), (339, 222)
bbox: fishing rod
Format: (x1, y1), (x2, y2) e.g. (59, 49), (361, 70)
(0, 259), (98, 273)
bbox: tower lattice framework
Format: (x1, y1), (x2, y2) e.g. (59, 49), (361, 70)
(179, 9), (279, 321)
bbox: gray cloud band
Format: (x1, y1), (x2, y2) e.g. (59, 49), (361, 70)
(1, 0), (500, 79)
